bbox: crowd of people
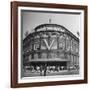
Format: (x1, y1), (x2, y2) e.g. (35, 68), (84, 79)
(24, 65), (69, 76)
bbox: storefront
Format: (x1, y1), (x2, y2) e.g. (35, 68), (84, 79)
(23, 23), (79, 76)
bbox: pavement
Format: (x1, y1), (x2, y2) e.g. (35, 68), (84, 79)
(23, 70), (79, 77)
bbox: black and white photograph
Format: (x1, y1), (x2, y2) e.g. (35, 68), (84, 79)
(11, 2), (87, 87)
(21, 9), (81, 78)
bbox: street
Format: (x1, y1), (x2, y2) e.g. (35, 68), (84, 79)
(23, 70), (79, 77)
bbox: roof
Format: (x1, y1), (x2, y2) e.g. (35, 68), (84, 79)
(34, 23), (65, 31)
(23, 23), (79, 42)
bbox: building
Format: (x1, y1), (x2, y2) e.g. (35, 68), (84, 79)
(23, 23), (79, 76)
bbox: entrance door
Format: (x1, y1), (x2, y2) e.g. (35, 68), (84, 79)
(60, 62), (67, 70)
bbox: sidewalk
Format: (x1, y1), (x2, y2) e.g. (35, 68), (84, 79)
(23, 70), (79, 77)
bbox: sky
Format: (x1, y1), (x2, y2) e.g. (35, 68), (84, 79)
(21, 10), (81, 39)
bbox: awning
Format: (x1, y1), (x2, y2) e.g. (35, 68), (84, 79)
(28, 58), (70, 62)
